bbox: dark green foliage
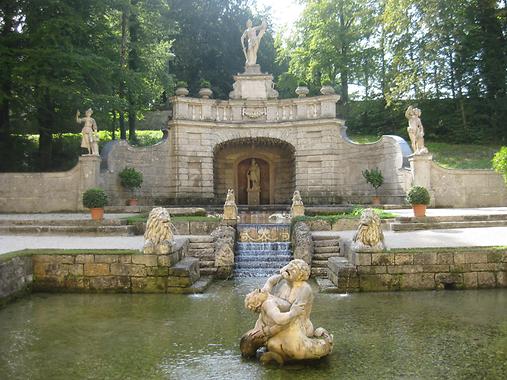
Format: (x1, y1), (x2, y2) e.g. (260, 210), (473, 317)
(82, 188), (108, 209)
(199, 80), (211, 89)
(406, 186), (431, 205)
(119, 167), (143, 191)
(297, 80), (307, 87)
(362, 168), (384, 191)
(492, 147), (507, 183)
(176, 81), (188, 88)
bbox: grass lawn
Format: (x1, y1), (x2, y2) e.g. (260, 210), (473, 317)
(348, 134), (501, 170)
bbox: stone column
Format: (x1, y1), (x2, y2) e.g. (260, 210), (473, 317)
(409, 153), (435, 206)
(77, 155), (101, 211)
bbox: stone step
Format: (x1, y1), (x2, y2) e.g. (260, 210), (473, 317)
(311, 259), (330, 268)
(311, 233), (341, 241)
(188, 235), (214, 243)
(188, 248), (214, 256)
(0, 218), (127, 226)
(234, 269), (280, 278)
(200, 268), (217, 276)
(0, 225), (133, 236)
(198, 260), (215, 268)
(313, 239), (340, 247)
(395, 214), (507, 223)
(316, 277), (339, 293)
(310, 267), (328, 277)
(235, 261), (289, 270)
(314, 246), (340, 254)
(168, 275), (214, 294)
(189, 242), (214, 249)
(313, 252), (341, 260)
(391, 220), (507, 231)
(235, 255), (291, 262)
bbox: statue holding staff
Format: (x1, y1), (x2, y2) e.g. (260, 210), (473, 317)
(76, 108), (99, 155)
(241, 19), (267, 66)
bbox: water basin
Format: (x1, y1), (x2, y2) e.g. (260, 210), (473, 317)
(0, 281), (505, 379)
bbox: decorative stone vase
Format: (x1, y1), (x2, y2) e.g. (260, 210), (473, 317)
(372, 196), (381, 205)
(295, 86), (309, 97)
(198, 88), (213, 99)
(127, 198), (138, 207)
(412, 204), (426, 218)
(175, 87), (189, 97)
(90, 207), (104, 221)
(320, 85), (335, 95)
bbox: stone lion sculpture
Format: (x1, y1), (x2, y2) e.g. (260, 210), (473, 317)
(352, 208), (385, 251)
(143, 207), (176, 254)
(241, 259), (333, 365)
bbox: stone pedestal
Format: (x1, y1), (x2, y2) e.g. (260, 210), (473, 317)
(409, 153), (435, 206)
(223, 204), (238, 221)
(229, 68), (278, 100)
(77, 155), (101, 211)
(291, 204), (305, 217)
(247, 189), (260, 206)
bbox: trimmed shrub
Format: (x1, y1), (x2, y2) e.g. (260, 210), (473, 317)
(83, 188), (108, 209)
(406, 186), (430, 205)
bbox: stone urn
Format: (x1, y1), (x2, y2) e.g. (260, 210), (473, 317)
(295, 86), (309, 97)
(175, 87), (189, 97)
(198, 87), (213, 99)
(320, 85), (335, 95)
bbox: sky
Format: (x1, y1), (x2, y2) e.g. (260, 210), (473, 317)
(253, 0), (304, 31)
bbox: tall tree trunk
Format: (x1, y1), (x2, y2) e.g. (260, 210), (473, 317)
(338, 9), (349, 104)
(119, 5), (129, 140)
(0, 3), (15, 143)
(127, 0), (140, 143)
(37, 90), (54, 170)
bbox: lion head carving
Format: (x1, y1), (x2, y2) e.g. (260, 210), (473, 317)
(352, 208), (385, 251)
(143, 207), (175, 254)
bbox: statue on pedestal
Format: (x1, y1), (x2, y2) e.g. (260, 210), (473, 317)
(290, 190), (305, 217)
(405, 106), (428, 155)
(76, 108), (99, 155)
(247, 159), (261, 191)
(223, 189), (238, 221)
(240, 259), (333, 365)
(241, 20), (267, 67)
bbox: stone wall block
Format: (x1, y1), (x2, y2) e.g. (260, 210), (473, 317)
(359, 274), (401, 292)
(435, 273), (463, 289)
(132, 255), (158, 266)
(131, 277), (167, 293)
(84, 263), (110, 277)
(471, 263), (498, 272)
(352, 252), (372, 266)
(453, 252), (466, 264)
(94, 255), (120, 264)
(477, 272), (496, 288)
(400, 273), (435, 290)
(357, 265), (386, 274)
(394, 253), (413, 265)
(387, 265), (423, 274)
(371, 253), (395, 266)
(436, 252), (454, 265)
(75, 255), (94, 264)
(496, 271), (507, 287)
(421, 264), (450, 273)
(88, 276), (130, 291)
(464, 272), (478, 288)
(465, 252), (488, 264)
(413, 252), (437, 265)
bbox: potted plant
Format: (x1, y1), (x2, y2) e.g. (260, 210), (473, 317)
(83, 188), (108, 220)
(320, 79), (335, 95)
(295, 80), (309, 97)
(175, 80), (189, 97)
(198, 79), (213, 99)
(362, 168), (384, 205)
(119, 167), (143, 206)
(406, 186), (430, 217)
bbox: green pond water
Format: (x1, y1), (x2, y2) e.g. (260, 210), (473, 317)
(0, 280), (506, 380)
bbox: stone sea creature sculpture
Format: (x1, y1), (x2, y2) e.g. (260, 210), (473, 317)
(268, 213), (290, 223)
(290, 190), (305, 217)
(241, 259), (333, 365)
(352, 208), (385, 252)
(143, 207), (176, 254)
(405, 106), (428, 155)
(223, 189), (238, 221)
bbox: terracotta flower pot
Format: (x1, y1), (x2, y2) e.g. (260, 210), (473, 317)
(128, 198), (138, 206)
(90, 207), (104, 220)
(412, 204), (426, 218)
(372, 196), (381, 205)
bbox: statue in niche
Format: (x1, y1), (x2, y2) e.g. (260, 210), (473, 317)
(241, 19), (267, 66)
(405, 106), (428, 155)
(240, 259), (333, 365)
(76, 108), (99, 155)
(247, 159), (261, 191)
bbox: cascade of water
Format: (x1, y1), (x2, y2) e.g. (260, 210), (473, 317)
(234, 223), (292, 278)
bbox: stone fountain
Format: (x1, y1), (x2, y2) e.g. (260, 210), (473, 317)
(240, 259), (333, 364)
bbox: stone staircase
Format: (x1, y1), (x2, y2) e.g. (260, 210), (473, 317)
(187, 235), (216, 276)
(0, 219), (133, 235)
(311, 233), (342, 278)
(391, 214), (507, 231)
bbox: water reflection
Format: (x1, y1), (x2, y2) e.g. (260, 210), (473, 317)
(0, 285), (505, 379)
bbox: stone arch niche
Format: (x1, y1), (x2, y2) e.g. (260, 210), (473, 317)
(213, 137), (296, 205)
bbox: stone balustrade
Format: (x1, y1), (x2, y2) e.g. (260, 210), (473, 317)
(171, 94), (340, 123)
